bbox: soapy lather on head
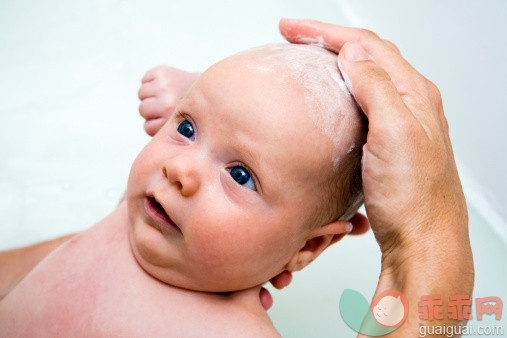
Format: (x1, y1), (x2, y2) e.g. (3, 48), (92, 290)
(239, 43), (360, 168)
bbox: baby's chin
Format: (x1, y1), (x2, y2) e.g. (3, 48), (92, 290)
(127, 221), (180, 284)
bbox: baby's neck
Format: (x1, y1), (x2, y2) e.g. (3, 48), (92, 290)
(114, 201), (268, 316)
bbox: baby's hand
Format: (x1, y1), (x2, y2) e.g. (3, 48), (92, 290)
(138, 66), (201, 136)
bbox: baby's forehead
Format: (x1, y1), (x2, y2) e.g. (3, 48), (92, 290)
(226, 44), (359, 167)
(192, 43), (361, 170)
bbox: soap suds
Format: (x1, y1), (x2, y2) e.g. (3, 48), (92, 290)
(296, 35), (326, 48)
(245, 64), (274, 73)
(236, 43), (358, 168)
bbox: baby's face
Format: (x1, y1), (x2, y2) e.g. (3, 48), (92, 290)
(126, 45), (356, 291)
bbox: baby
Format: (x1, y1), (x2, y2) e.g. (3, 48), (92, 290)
(0, 43), (366, 336)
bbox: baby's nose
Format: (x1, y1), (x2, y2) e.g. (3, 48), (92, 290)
(162, 158), (200, 197)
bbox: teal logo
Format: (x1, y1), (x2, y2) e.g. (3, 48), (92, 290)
(339, 289), (408, 336)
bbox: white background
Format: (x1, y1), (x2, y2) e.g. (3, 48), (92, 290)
(1, 1), (505, 336)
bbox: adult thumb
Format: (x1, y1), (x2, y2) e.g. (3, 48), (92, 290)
(337, 41), (411, 130)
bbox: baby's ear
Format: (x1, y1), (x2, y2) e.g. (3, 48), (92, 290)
(285, 220), (352, 272)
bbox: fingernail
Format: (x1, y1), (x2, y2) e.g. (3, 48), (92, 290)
(344, 42), (370, 62)
(346, 222), (353, 233)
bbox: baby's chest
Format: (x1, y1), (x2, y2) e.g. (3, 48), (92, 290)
(0, 225), (188, 336)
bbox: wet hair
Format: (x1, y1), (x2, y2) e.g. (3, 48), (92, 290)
(322, 120), (367, 224)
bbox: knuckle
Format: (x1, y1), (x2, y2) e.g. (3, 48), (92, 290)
(401, 80), (437, 111)
(365, 71), (394, 98)
(403, 88), (431, 110)
(383, 39), (401, 54)
(440, 112), (450, 133)
(363, 63), (392, 84)
(358, 28), (380, 41)
(377, 71), (393, 85)
(426, 80), (442, 102)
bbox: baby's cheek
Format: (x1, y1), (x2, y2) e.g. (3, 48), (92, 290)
(187, 223), (245, 264)
(188, 221), (284, 284)
(128, 144), (161, 189)
(185, 225), (259, 283)
(128, 150), (148, 186)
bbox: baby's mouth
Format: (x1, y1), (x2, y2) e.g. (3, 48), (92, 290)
(145, 196), (181, 232)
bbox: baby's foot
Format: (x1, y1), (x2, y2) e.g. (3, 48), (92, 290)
(138, 65), (201, 136)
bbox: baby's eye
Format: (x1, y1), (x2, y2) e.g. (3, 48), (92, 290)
(229, 166), (256, 190)
(177, 120), (195, 140)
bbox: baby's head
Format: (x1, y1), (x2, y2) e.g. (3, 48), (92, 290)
(126, 43), (367, 292)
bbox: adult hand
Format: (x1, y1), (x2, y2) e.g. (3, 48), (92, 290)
(278, 18), (474, 334)
(138, 66), (200, 136)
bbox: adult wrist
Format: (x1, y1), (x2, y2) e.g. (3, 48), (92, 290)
(369, 222), (474, 337)
(380, 221), (474, 291)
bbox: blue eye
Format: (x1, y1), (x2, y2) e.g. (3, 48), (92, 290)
(230, 166), (256, 190)
(177, 120), (194, 139)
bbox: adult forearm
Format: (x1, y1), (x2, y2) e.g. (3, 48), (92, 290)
(359, 224), (474, 337)
(0, 234), (76, 300)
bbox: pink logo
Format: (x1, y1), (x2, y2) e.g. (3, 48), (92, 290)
(476, 297), (503, 320)
(370, 289), (409, 328)
(418, 295), (502, 321)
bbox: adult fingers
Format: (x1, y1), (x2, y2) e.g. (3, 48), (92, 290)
(279, 19), (428, 103)
(339, 41), (442, 137)
(280, 18), (343, 53)
(383, 39), (401, 54)
(259, 287), (273, 310)
(269, 270), (292, 290)
(279, 19), (405, 69)
(348, 212), (370, 235)
(336, 41), (416, 132)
